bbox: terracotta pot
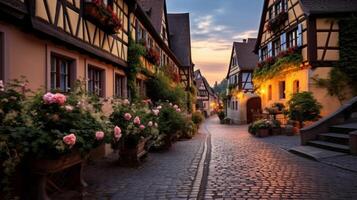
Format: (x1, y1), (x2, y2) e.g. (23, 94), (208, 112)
(258, 128), (270, 137)
(29, 151), (85, 200)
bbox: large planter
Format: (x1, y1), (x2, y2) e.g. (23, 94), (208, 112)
(29, 151), (85, 200)
(272, 127), (281, 135)
(284, 125), (298, 136)
(257, 128), (270, 138)
(119, 137), (150, 166)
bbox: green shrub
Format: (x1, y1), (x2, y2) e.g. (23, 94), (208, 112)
(146, 73), (186, 108)
(287, 92), (322, 127)
(192, 111), (204, 125)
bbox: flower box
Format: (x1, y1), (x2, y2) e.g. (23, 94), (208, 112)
(84, 1), (122, 34)
(272, 127), (282, 135)
(145, 47), (161, 65)
(266, 12), (288, 32)
(257, 128), (270, 137)
(118, 137), (150, 166)
(29, 151), (85, 200)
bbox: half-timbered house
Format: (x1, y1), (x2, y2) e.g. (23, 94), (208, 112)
(194, 70), (217, 117)
(226, 39), (260, 124)
(254, 0), (357, 117)
(0, 0), (191, 106)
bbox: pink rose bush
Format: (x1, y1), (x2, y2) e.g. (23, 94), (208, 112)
(95, 131), (105, 141)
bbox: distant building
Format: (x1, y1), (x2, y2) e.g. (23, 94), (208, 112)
(194, 70), (217, 117)
(226, 39), (260, 124)
(254, 0), (357, 117)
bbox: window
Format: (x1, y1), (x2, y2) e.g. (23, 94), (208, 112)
(241, 72), (253, 90)
(268, 85), (272, 101)
(50, 54), (74, 92)
(88, 66), (104, 97)
(115, 74), (126, 98)
(275, 2), (282, 15)
(293, 80), (300, 94)
(273, 39), (281, 56)
(0, 33), (3, 81)
(261, 46), (269, 60)
(287, 28), (298, 48)
(279, 81), (286, 99)
(235, 101), (238, 111)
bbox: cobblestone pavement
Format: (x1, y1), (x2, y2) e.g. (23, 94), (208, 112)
(83, 131), (207, 200)
(203, 117), (357, 200)
(83, 117), (357, 200)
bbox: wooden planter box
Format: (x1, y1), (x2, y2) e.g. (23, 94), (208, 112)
(257, 128), (270, 138)
(29, 151), (85, 200)
(119, 137), (149, 166)
(83, 2), (121, 34)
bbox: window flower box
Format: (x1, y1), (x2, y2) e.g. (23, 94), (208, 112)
(145, 47), (161, 65)
(266, 11), (288, 32)
(84, 0), (122, 34)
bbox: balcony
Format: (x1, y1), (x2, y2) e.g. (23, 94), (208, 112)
(83, 0), (122, 34)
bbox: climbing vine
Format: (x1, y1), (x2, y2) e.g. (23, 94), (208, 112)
(253, 49), (303, 87)
(126, 38), (146, 101)
(313, 17), (357, 102)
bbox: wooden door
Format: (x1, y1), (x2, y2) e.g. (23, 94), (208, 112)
(246, 97), (262, 124)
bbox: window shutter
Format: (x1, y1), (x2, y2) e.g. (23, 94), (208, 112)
(258, 49), (262, 61)
(281, 33), (286, 51)
(268, 42), (273, 57)
(297, 24), (303, 47)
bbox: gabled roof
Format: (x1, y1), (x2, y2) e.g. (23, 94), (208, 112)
(300, 0), (357, 15)
(167, 13), (193, 67)
(227, 39), (258, 78)
(194, 70), (215, 96)
(254, 0), (357, 52)
(137, 0), (167, 36)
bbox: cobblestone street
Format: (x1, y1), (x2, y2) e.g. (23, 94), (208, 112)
(84, 117), (357, 199)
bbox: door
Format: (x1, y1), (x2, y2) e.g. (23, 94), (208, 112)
(246, 97), (262, 124)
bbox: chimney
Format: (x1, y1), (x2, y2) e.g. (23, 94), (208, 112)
(243, 39), (247, 43)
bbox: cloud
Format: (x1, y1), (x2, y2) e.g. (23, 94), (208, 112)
(232, 30), (258, 41)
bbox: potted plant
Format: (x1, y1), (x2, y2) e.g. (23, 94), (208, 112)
(248, 119), (272, 137)
(145, 47), (161, 65)
(286, 92), (322, 128)
(271, 119), (282, 135)
(110, 99), (157, 165)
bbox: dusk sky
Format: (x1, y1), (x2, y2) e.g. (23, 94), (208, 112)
(166, 0), (263, 86)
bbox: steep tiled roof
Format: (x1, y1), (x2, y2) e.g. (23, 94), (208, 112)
(300, 0), (357, 15)
(233, 38), (258, 71)
(167, 13), (192, 67)
(137, 0), (165, 34)
(194, 70), (215, 96)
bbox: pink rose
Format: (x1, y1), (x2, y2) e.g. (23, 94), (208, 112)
(157, 106), (162, 110)
(148, 121), (153, 127)
(169, 103), (173, 106)
(124, 113), (132, 121)
(152, 109), (160, 116)
(54, 93), (66, 105)
(0, 80), (4, 91)
(114, 126), (122, 141)
(154, 122), (158, 128)
(123, 99), (130, 105)
(63, 133), (76, 147)
(173, 105), (178, 109)
(65, 105), (74, 112)
(95, 131), (105, 141)
(176, 108), (181, 112)
(139, 125), (145, 130)
(133, 116), (141, 125)
(43, 92), (55, 104)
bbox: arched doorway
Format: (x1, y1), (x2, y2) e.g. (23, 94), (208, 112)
(246, 97), (262, 124)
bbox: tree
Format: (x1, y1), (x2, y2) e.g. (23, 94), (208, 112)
(287, 92), (322, 128)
